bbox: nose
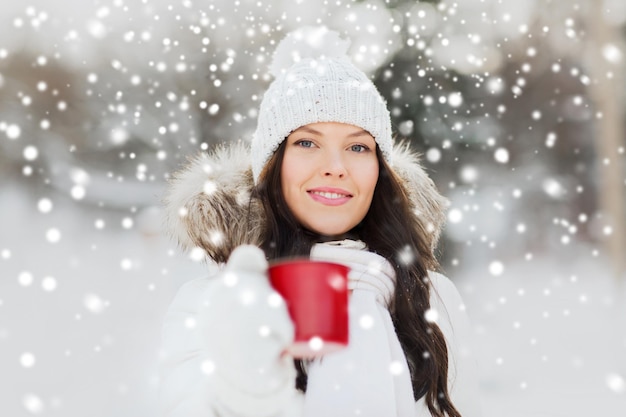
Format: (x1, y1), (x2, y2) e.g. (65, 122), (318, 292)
(321, 151), (346, 178)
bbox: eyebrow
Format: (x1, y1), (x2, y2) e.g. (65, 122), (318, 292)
(292, 126), (371, 138)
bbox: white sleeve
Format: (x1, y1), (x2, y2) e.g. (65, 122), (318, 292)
(158, 274), (304, 417)
(427, 272), (484, 417)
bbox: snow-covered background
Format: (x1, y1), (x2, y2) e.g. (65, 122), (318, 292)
(1, 0), (625, 416)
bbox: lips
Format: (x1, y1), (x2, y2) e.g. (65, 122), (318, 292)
(310, 190), (350, 199)
(307, 187), (353, 206)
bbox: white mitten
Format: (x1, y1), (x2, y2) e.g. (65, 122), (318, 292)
(197, 245), (299, 416)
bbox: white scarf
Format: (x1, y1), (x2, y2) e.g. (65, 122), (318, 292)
(304, 240), (416, 417)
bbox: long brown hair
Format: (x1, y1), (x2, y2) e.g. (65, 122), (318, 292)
(252, 141), (461, 417)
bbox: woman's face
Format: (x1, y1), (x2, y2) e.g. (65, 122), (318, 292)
(281, 122), (379, 238)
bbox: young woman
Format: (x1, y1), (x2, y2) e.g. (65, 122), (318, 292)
(159, 27), (482, 417)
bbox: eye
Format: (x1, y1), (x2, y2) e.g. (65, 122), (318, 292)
(295, 139), (315, 148)
(350, 144), (369, 153)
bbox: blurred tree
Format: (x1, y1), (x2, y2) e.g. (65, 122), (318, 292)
(585, 0), (626, 281)
(368, 0), (625, 273)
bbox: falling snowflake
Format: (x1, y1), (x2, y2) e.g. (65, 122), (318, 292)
(447, 208), (463, 224)
(606, 373), (625, 394)
(5, 124), (21, 139)
(201, 360), (216, 375)
(308, 336), (324, 351)
(488, 261), (504, 276)
(22, 393), (44, 414)
(23, 146), (38, 161)
(359, 314), (374, 329)
(389, 360), (404, 375)
(18, 271), (34, 287)
(41, 276), (57, 292)
(83, 293), (106, 314)
(37, 198), (53, 213)
(397, 245), (415, 265)
(494, 148), (509, 164)
(20, 352), (36, 368)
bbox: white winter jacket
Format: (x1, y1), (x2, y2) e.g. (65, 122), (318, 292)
(159, 142), (482, 416)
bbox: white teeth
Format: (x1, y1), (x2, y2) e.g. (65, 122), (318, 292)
(311, 191), (348, 199)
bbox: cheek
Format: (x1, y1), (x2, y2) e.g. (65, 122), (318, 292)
(354, 161), (379, 196)
(280, 154), (308, 202)
(281, 151), (318, 187)
(280, 154), (297, 190)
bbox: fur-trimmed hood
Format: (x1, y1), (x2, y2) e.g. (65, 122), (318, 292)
(164, 141), (448, 264)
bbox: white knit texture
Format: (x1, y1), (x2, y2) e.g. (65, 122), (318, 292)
(252, 55), (393, 183)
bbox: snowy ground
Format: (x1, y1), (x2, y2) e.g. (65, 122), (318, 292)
(1, 180), (625, 416)
(454, 253), (626, 416)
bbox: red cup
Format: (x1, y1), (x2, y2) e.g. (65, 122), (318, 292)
(268, 259), (350, 358)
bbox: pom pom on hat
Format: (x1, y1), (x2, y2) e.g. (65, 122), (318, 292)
(251, 26), (393, 183)
(268, 26), (351, 77)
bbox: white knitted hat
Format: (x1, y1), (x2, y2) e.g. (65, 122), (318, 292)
(251, 27), (393, 183)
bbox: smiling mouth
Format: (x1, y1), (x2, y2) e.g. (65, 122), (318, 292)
(308, 190), (352, 199)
